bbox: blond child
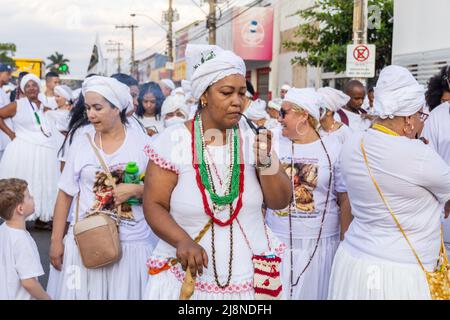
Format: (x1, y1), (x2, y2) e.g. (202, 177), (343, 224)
(0, 178), (51, 300)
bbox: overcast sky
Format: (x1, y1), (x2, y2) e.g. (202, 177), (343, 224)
(0, 0), (247, 79)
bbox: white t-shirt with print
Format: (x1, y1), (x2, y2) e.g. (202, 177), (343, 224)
(266, 135), (347, 239)
(59, 126), (157, 243)
(0, 223), (44, 300)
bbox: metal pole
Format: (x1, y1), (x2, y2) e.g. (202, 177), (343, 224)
(208, 0), (216, 45)
(352, 0), (368, 85)
(168, 0), (174, 63)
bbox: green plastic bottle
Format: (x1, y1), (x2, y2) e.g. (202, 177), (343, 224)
(124, 162), (140, 205)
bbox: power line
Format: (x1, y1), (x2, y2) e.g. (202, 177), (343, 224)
(190, 0), (208, 15)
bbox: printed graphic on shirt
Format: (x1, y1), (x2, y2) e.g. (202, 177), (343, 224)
(87, 164), (138, 226)
(273, 159), (319, 218)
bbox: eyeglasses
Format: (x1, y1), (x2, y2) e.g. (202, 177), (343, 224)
(418, 111), (429, 122)
(279, 107), (301, 119)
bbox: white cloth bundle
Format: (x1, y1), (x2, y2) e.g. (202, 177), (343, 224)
(374, 65), (425, 119)
(54, 85), (73, 102)
(20, 74), (41, 93)
(268, 98), (282, 111)
(317, 87), (350, 112)
(283, 87), (322, 121)
(186, 44), (246, 100)
(244, 99), (269, 120)
(161, 95), (190, 119)
(82, 76), (133, 113)
(160, 79), (175, 91)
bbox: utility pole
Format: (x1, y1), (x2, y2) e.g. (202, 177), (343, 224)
(167, 0), (174, 63)
(208, 0), (217, 45)
(352, 0), (368, 85)
(106, 40), (124, 74)
(115, 24), (139, 75)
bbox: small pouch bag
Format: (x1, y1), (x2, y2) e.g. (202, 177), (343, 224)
(236, 218), (283, 300)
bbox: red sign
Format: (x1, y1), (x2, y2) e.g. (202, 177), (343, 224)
(353, 45), (370, 62)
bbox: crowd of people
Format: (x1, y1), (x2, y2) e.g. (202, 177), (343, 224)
(0, 44), (449, 300)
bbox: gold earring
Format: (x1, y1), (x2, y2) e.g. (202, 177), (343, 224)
(201, 100), (207, 108)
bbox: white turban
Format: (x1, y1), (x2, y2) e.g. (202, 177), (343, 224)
(374, 65), (425, 119)
(161, 95), (190, 119)
(54, 85), (73, 102)
(20, 74), (41, 93)
(317, 87), (350, 112)
(82, 76), (133, 113)
(281, 84), (291, 91)
(160, 79), (175, 91)
(244, 99), (268, 120)
(283, 87), (322, 121)
(186, 44), (246, 100)
(171, 87), (185, 96)
(268, 98), (282, 111)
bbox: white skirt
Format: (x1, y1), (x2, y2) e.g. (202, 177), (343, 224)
(0, 137), (59, 222)
(328, 245), (431, 300)
(46, 232), (155, 300)
(276, 233), (340, 300)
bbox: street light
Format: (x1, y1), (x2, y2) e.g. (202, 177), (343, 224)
(130, 13), (168, 32)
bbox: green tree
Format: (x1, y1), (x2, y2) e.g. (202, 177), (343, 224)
(46, 51), (70, 75)
(0, 43), (16, 66)
(284, 0), (393, 82)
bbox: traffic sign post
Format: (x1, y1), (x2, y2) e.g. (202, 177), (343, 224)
(346, 44), (376, 78)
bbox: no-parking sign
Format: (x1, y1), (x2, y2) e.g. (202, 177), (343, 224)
(346, 44), (376, 77)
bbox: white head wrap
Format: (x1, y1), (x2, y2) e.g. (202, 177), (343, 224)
(268, 98), (282, 111)
(82, 76), (133, 113)
(160, 79), (175, 91)
(161, 95), (190, 119)
(54, 85), (73, 102)
(283, 87), (322, 121)
(281, 84), (291, 91)
(171, 87), (185, 96)
(317, 87), (350, 112)
(20, 74), (41, 93)
(374, 65), (425, 119)
(186, 44), (246, 100)
(244, 99), (268, 120)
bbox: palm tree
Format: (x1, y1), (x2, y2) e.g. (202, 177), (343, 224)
(46, 51), (70, 75)
(0, 43), (16, 66)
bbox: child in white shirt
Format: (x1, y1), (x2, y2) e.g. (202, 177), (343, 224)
(0, 178), (50, 300)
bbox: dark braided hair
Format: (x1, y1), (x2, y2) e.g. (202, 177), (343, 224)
(425, 65), (450, 111)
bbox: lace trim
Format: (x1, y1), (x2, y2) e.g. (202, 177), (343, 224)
(147, 257), (254, 294)
(144, 145), (179, 175)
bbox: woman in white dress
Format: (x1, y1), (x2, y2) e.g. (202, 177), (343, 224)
(328, 65), (450, 300)
(266, 87), (351, 300)
(143, 44), (292, 300)
(0, 74), (59, 227)
(136, 82), (165, 137)
(317, 87), (352, 145)
(47, 76), (157, 300)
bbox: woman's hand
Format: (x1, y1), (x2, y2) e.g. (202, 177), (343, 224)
(176, 238), (208, 278)
(112, 183), (141, 207)
(49, 240), (65, 271)
(254, 129), (272, 168)
(8, 132), (15, 141)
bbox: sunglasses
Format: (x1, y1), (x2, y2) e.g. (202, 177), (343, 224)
(418, 111), (429, 122)
(279, 107), (301, 119)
